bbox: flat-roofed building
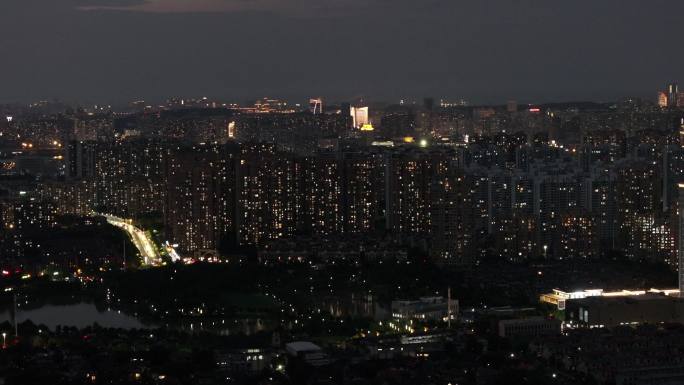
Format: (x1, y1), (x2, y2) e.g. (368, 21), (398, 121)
(566, 294), (684, 328)
(391, 296), (458, 322)
(498, 317), (562, 338)
(285, 341), (330, 367)
(540, 288), (679, 310)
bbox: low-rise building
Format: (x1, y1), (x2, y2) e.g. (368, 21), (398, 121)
(215, 348), (272, 374)
(285, 341), (330, 367)
(391, 296), (458, 322)
(498, 317), (562, 338)
(566, 293), (684, 328)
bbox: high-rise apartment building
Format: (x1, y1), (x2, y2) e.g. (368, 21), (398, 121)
(237, 143), (300, 245)
(165, 143), (237, 254)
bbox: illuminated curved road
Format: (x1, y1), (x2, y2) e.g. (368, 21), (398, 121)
(99, 213), (162, 267)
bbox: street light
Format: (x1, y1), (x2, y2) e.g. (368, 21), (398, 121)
(2, 332), (6, 348)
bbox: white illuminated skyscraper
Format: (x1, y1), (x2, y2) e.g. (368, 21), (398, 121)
(309, 98), (323, 114)
(350, 106), (369, 129)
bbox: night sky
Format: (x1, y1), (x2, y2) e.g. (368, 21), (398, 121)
(1, 0), (683, 104)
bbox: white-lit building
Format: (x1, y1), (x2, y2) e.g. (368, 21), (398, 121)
(350, 106), (369, 129)
(540, 288), (679, 311)
(215, 348), (272, 373)
(309, 98), (323, 114)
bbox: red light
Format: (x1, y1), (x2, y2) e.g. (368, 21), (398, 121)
(529, 108), (541, 113)
(1, 271), (9, 276)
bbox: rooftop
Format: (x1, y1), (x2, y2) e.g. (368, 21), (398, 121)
(285, 341), (322, 354)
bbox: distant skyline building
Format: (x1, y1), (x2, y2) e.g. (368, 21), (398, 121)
(659, 83), (682, 108)
(669, 83), (679, 107)
(350, 106), (369, 129)
(423, 97), (435, 111)
(65, 141), (96, 180)
(658, 91), (669, 108)
(254, 97), (290, 113)
(309, 98), (323, 114)
(507, 100), (518, 113)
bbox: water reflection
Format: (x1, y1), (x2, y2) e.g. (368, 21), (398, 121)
(0, 303), (147, 330)
(0, 294), (389, 333)
(175, 317), (269, 335)
(324, 293), (390, 321)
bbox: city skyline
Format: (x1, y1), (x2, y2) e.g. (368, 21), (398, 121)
(3, 80), (684, 385)
(3, 3), (684, 384)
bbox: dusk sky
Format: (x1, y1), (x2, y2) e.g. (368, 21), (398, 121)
(1, 0), (683, 104)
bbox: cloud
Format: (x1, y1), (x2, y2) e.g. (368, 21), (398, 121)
(76, 0), (355, 14)
(76, 0), (147, 6)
